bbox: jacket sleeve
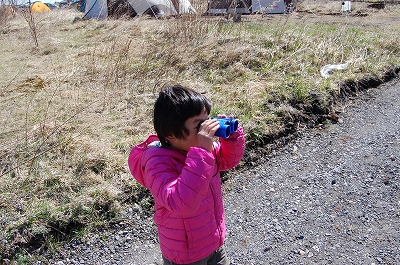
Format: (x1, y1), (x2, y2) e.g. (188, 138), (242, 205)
(214, 125), (245, 171)
(143, 148), (216, 215)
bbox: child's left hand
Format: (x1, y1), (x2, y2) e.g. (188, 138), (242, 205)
(197, 119), (220, 153)
(216, 114), (235, 119)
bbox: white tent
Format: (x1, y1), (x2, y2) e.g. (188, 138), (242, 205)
(126, 0), (196, 15)
(84, 0), (196, 19)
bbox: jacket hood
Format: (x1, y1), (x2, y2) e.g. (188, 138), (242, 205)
(127, 134), (160, 187)
(128, 134), (188, 187)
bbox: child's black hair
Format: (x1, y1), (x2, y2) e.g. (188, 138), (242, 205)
(154, 85), (211, 147)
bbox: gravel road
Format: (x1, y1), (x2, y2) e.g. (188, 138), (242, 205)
(51, 78), (400, 265)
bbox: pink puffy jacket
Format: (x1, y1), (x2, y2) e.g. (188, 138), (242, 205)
(128, 127), (245, 264)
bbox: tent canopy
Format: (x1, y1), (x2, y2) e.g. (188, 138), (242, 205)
(30, 2), (51, 12)
(83, 0), (196, 19)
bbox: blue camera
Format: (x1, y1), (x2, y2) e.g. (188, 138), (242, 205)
(198, 117), (238, 138)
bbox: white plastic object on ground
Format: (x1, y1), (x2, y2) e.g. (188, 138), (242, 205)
(320, 63), (349, 78)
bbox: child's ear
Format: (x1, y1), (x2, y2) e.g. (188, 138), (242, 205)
(165, 135), (174, 141)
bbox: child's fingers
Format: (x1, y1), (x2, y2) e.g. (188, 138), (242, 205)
(199, 119), (219, 137)
(216, 114), (236, 119)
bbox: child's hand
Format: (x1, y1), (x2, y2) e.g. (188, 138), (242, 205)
(216, 114), (236, 119)
(197, 119), (220, 153)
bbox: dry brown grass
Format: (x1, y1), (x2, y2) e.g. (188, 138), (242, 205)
(0, 1), (399, 262)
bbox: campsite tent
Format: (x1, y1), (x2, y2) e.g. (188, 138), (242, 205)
(30, 2), (51, 12)
(252, 0), (286, 14)
(207, 0), (292, 14)
(84, 0), (108, 18)
(83, 0), (196, 19)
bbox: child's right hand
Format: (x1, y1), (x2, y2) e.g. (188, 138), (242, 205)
(197, 119), (220, 153)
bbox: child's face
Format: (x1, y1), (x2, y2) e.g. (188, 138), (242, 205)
(166, 109), (209, 152)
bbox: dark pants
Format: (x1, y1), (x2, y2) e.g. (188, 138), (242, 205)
(162, 245), (230, 265)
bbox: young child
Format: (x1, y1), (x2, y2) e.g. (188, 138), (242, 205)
(128, 85), (245, 265)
